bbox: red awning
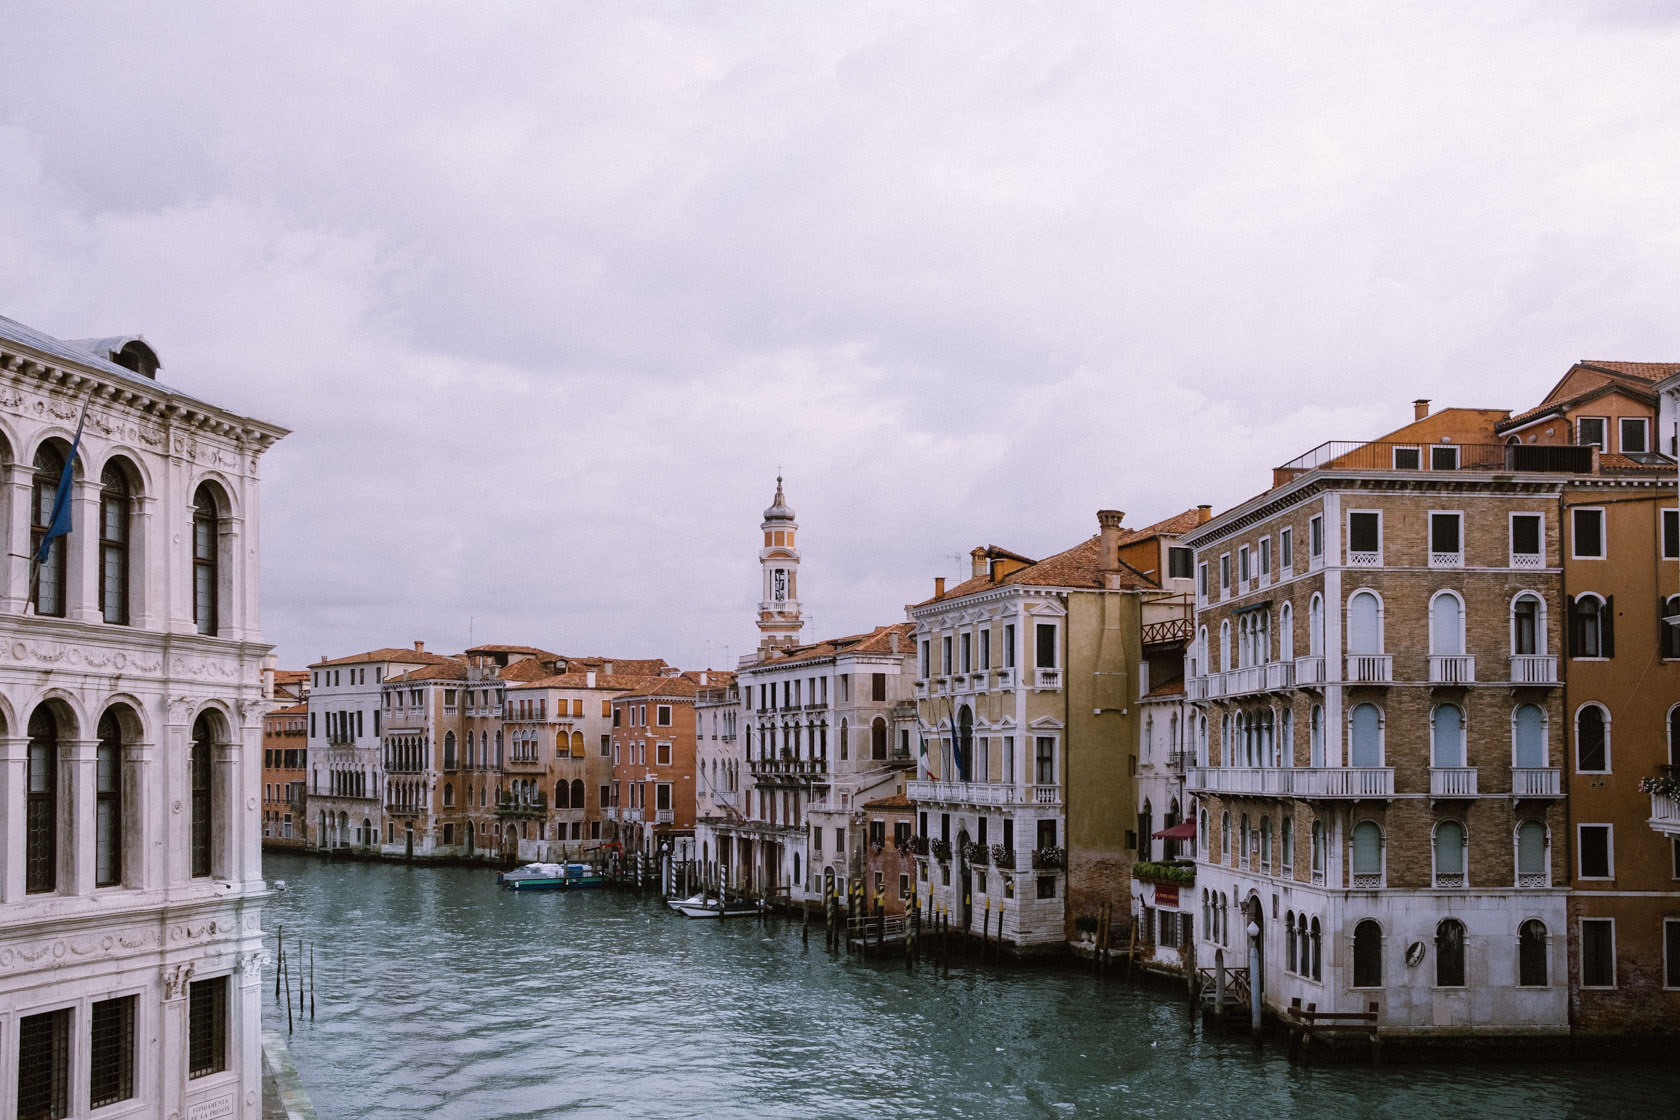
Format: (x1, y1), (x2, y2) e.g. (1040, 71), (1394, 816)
(1152, 820), (1196, 840)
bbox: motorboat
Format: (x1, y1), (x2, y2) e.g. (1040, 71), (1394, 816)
(497, 862), (606, 891)
(666, 891), (765, 919)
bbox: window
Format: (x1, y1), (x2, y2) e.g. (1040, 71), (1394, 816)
(1434, 820), (1466, 887)
(99, 464), (132, 624)
(1572, 507), (1605, 559)
(1037, 876), (1056, 899)
(1435, 919), (1466, 987)
(1619, 416), (1648, 454)
(1351, 821), (1382, 888)
(96, 711), (123, 887)
(1281, 817), (1294, 870)
(1309, 514), (1323, 560)
(1393, 445), (1421, 470)
(1430, 704), (1465, 768)
(17, 1007), (70, 1119)
(30, 444), (70, 617)
(1347, 511), (1381, 562)
(1219, 553), (1230, 593)
(1238, 545), (1250, 584)
(1512, 594), (1542, 655)
(657, 742), (671, 765)
(1665, 919), (1680, 989)
(1353, 920), (1383, 987)
(1513, 704), (1546, 768)
(26, 706), (59, 894)
(1577, 705), (1609, 772)
(1034, 737), (1055, 785)
(656, 705), (671, 727)
(1348, 591), (1381, 655)
(959, 632), (971, 673)
(1510, 513), (1543, 567)
(1578, 824), (1612, 878)
(941, 636), (952, 675)
(1035, 623), (1057, 668)
(192, 484), (220, 635)
(1581, 918), (1615, 988)
(1577, 416), (1606, 449)
(1168, 546), (1193, 579)
(1259, 537), (1272, 579)
(1280, 527), (1293, 570)
(872, 672), (887, 701)
(1004, 624), (1016, 668)
(1430, 445), (1460, 471)
(1349, 704), (1382, 767)
(1662, 596), (1680, 660)
(90, 994), (137, 1108)
(656, 784), (671, 812)
(1516, 920), (1549, 988)
(1569, 594), (1613, 658)
(1429, 512), (1462, 566)
(1197, 562), (1208, 600)
(188, 976), (228, 1078)
(1516, 820), (1547, 887)
(1430, 592), (1463, 656)
(1664, 509), (1679, 560)
(191, 713), (216, 878)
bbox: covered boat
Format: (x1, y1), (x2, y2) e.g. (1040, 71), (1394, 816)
(666, 891), (765, 919)
(498, 862), (606, 891)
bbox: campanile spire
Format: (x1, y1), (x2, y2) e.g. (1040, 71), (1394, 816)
(757, 476), (803, 654)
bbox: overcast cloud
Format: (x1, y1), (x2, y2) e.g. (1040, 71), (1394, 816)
(3, 2), (1678, 669)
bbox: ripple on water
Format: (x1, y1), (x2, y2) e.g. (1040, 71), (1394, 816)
(263, 854), (1680, 1120)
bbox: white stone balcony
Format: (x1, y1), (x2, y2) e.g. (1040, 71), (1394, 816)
(1187, 766), (1394, 799)
(906, 780), (1062, 807)
(1428, 655), (1476, 684)
(1511, 767), (1562, 798)
(1649, 792), (1680, 838)
(1033, 668), (1063, 690)
(1345, 654), (1393, 684)
(1294, 655), (1325, 686)
(1510, 655), (1558, 685)
(1186, 675), (1210, 701)
(995, 667), (1015, 688)
(655, 809), (674, 824)
(1429, 767), (1478, 798)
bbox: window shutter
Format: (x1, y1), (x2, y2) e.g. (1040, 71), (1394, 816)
(1566, 595), (1579, 657)
(1603, 595), (1615, 658)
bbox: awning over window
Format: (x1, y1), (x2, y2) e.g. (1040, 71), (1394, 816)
(1152, 820), (1197, 840)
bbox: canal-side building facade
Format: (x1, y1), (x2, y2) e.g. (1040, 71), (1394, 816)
(694, 677), (743, 870)
(0, 315), (287, 1118)
(261, 700), (309, 848)
(1184, 402), (1581, 1036)
(609, 676), (706, 864)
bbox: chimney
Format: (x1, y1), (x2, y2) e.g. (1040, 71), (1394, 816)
(586, 670), (597, 687)
(414, 640), (425, 654)
(1414, 399), (1431, 421)
(1197, 504), (1213, 524)
(971, 547), (988, 579)
(889, 630), (900, 654)
(934, 577), (946, 598)
(603, 661), (614, 674)
(1097, 510), (1125, 571)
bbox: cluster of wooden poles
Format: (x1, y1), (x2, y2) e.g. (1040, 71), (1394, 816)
(273, 924), (316, 1033)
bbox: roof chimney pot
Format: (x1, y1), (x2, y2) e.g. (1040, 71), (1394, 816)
(934, 576), (946, 597)
(414, 640), (424, 654)
(971, 547), (988, 579)
(1097, 510), (1125, 574)
(1414, 399), (1431, 421)
(1197, 504), (1214, 524)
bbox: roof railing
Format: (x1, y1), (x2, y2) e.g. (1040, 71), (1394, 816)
(1273, 440), (1594, 485)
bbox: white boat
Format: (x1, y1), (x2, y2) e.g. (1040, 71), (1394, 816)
(666, 892), (764, 919)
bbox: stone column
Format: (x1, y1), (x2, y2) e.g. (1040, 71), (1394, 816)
(66, 736), (98, 894)
(160, 963), (193, 1120)
(70, 478), (101, 623)
(0, 735), (29, 901)
(214, 737), (239, 883)
(130, 493), (158, 628)
(166, 700), (193, 886)
(2, 464), (32, 611)
(124, 739), (155, 891)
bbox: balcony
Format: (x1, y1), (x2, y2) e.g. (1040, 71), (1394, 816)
(1187, 766), (1394, 799)
(1186, 676), (1210, 701)
(655, 809), (674, 825)
(1429, 767), (1478, 799)
(494, 795), (548, 819)
(1649, 792), (1680, 838)
(1428, 655), (1476, 684)
(1294, 656), (1325, 687)
(1345, 654), (1393, 684)
(1167, 750), (1195, 774)
(1033, 668), (1063, 690)
(906, 780), (1062, 807)
(1220, 661), (1295, 699)
(1273, 439), (1594, 485)
(995, 668), (1015, 688)
(1510, 655), (1558, 686)
(1511, 767), (1561, 798)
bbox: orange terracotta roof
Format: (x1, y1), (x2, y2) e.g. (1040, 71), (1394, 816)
(915, 535), (1157, 607)
(1144, 679), (1187, 699)
(1498, 380), (1655, 432)
(1579, 360), (1680, 384)
(507, 672), (669, 692)
(496, 659), (553, 682)
(389, 662), (469, 683)
(267, 701), (308, 716)
(1597, 452), (1676, 474)
(464, 644), (562, 658)
(744, 623), (915, 670)
(615, 676), (703, 701)
(311, 647), (461, 669)
(862, 793), (914, 810)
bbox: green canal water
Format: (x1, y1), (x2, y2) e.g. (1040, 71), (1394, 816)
(260, 851), (1676, 1119)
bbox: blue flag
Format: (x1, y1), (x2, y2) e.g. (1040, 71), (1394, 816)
(35, 400), (89, 565)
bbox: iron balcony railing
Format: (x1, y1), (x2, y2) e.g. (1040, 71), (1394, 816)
(1274, 440), (1593, 484)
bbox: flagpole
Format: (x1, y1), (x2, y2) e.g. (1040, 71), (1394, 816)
(28, 393), (92, 614)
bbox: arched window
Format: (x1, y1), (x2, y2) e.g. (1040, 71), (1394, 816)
(1431, 704), (1465, 768)
(1202, 889), (1211, 937)
(1282, 817), (1295, 871)
(1436, 918), (1466, 987)
(192, 484), (221, 635)
(1348, 591), (1381, 655)
(1664, 597), (1680, 660)
(1512, 704), (1546, 768)
(26, 706), (62, 893)
(1433, 820), (1466, 888)
(1518, 919), (1549, 987)
(1516, 820), (1547, 887)
(1260, 815), (1272, 870)
(1353, 919), (1383, 987)
(1351, 821), (1382, 888)
(1309, 704), (1324, 767)
(1220, 811), (1231, 862)
(1311, 820), (1325, 879)
(1280, 602), (1294, 661)
(1239, 813), (1250, 861)
(96, 709), (125, 887)
(1429, 592), (1464, 656)
(1571, 594), (1609, 659)
(1281, 710), (1294, 767)
(443, 731), (457, 771)
(1308, 594), (1324, 656)
(872, 717), (888, 762)
(1512, 593), (1542, 655)
(31, 443), (69, 617)
(1286, 910), (1298, 972)
(1199, 808), (1209, 855)
(1671, 705), (1680, 768)
(100, 463), (133, 625)
(1309, 917), (1322, 980)
(443, 782), (455, 808)
(1297, 913), (1310, 973)
(572, 779), (585, 807)
(1219, 620), (1231, 671)
(839, 719), (849, 763)
(1577, 704), (1609, 772)
(1350, 703), (1382, 767)
(190, 711), (218, 877)
(555, 781), (569, 808)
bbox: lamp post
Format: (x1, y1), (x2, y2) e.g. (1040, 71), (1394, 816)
(1247, 919), (1262, 1039)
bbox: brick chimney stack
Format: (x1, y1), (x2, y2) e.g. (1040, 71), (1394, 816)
(413, 640), (425, 654)
(971, 546), (988, 579)
(1197, 504), (1214, 524)
(1414, 399), (1431, 421)
(934, 576), (946, 598)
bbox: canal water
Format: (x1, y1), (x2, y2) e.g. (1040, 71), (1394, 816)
(261, 852), (1675, 1120)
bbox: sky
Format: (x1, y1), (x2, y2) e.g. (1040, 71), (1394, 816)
(3, 2), (1679, 671)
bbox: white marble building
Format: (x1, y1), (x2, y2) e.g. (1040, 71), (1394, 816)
(0, 315), (286, 1118)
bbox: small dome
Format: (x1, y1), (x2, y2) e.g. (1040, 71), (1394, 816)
(762, 476), (795, 522)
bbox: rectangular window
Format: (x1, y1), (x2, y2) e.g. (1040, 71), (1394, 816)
(1663, 509), (1679, 560)
(1666, 918), (1680, 989)
(1034, 737), (1055, 785)
(600, 784), (610, 808)
(1348, 511), (1381, 558)
(1219, 553), (1230, 592)
(90, 995), (137, 1109)
(834, 828), (844, 852)
(656, 705), (671, 727)
(812, 826), (822, 852)
(17, 1007), (70, 1119)
(1579, 825), (1612, 879)
(656, 784), (671, 811)
(1037, 876), (1056, 899)
(872, 672), (886, 701)
(657, 742), (671, 766)
(1578, 416), (1607, 449)
(1280, 527), (1293, 569)
(919, 641), (930, 679)
(1619, 416), (1648, 454)
(1003, 624), (1015, 668)
(941, 636), (952, 675)
(1035, 624), (1057, 668)
(1168, 546), (1193, 579)
(1258, 538), (1271, 578)
(1429, 512), (1463, 565)
(1309, 515), (1324, 559)
(894, 820), (910, 849)
(1572, 507), (1605, 559)
(979, 630), (991, 671)
(1511, 513), (1543, 565)
(1581, 918), (1616, 988)
(1430, 445), (1460, 471)
(188, 976), (228, 1078)
(1197, 562), (1208, 600)
(1393, 445), (1421, 470)
(1238, 546), (1250, 583)
(1002, 735), (1015, 784)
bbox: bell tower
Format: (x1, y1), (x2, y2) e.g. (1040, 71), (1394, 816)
(757, 476), (803, 654)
